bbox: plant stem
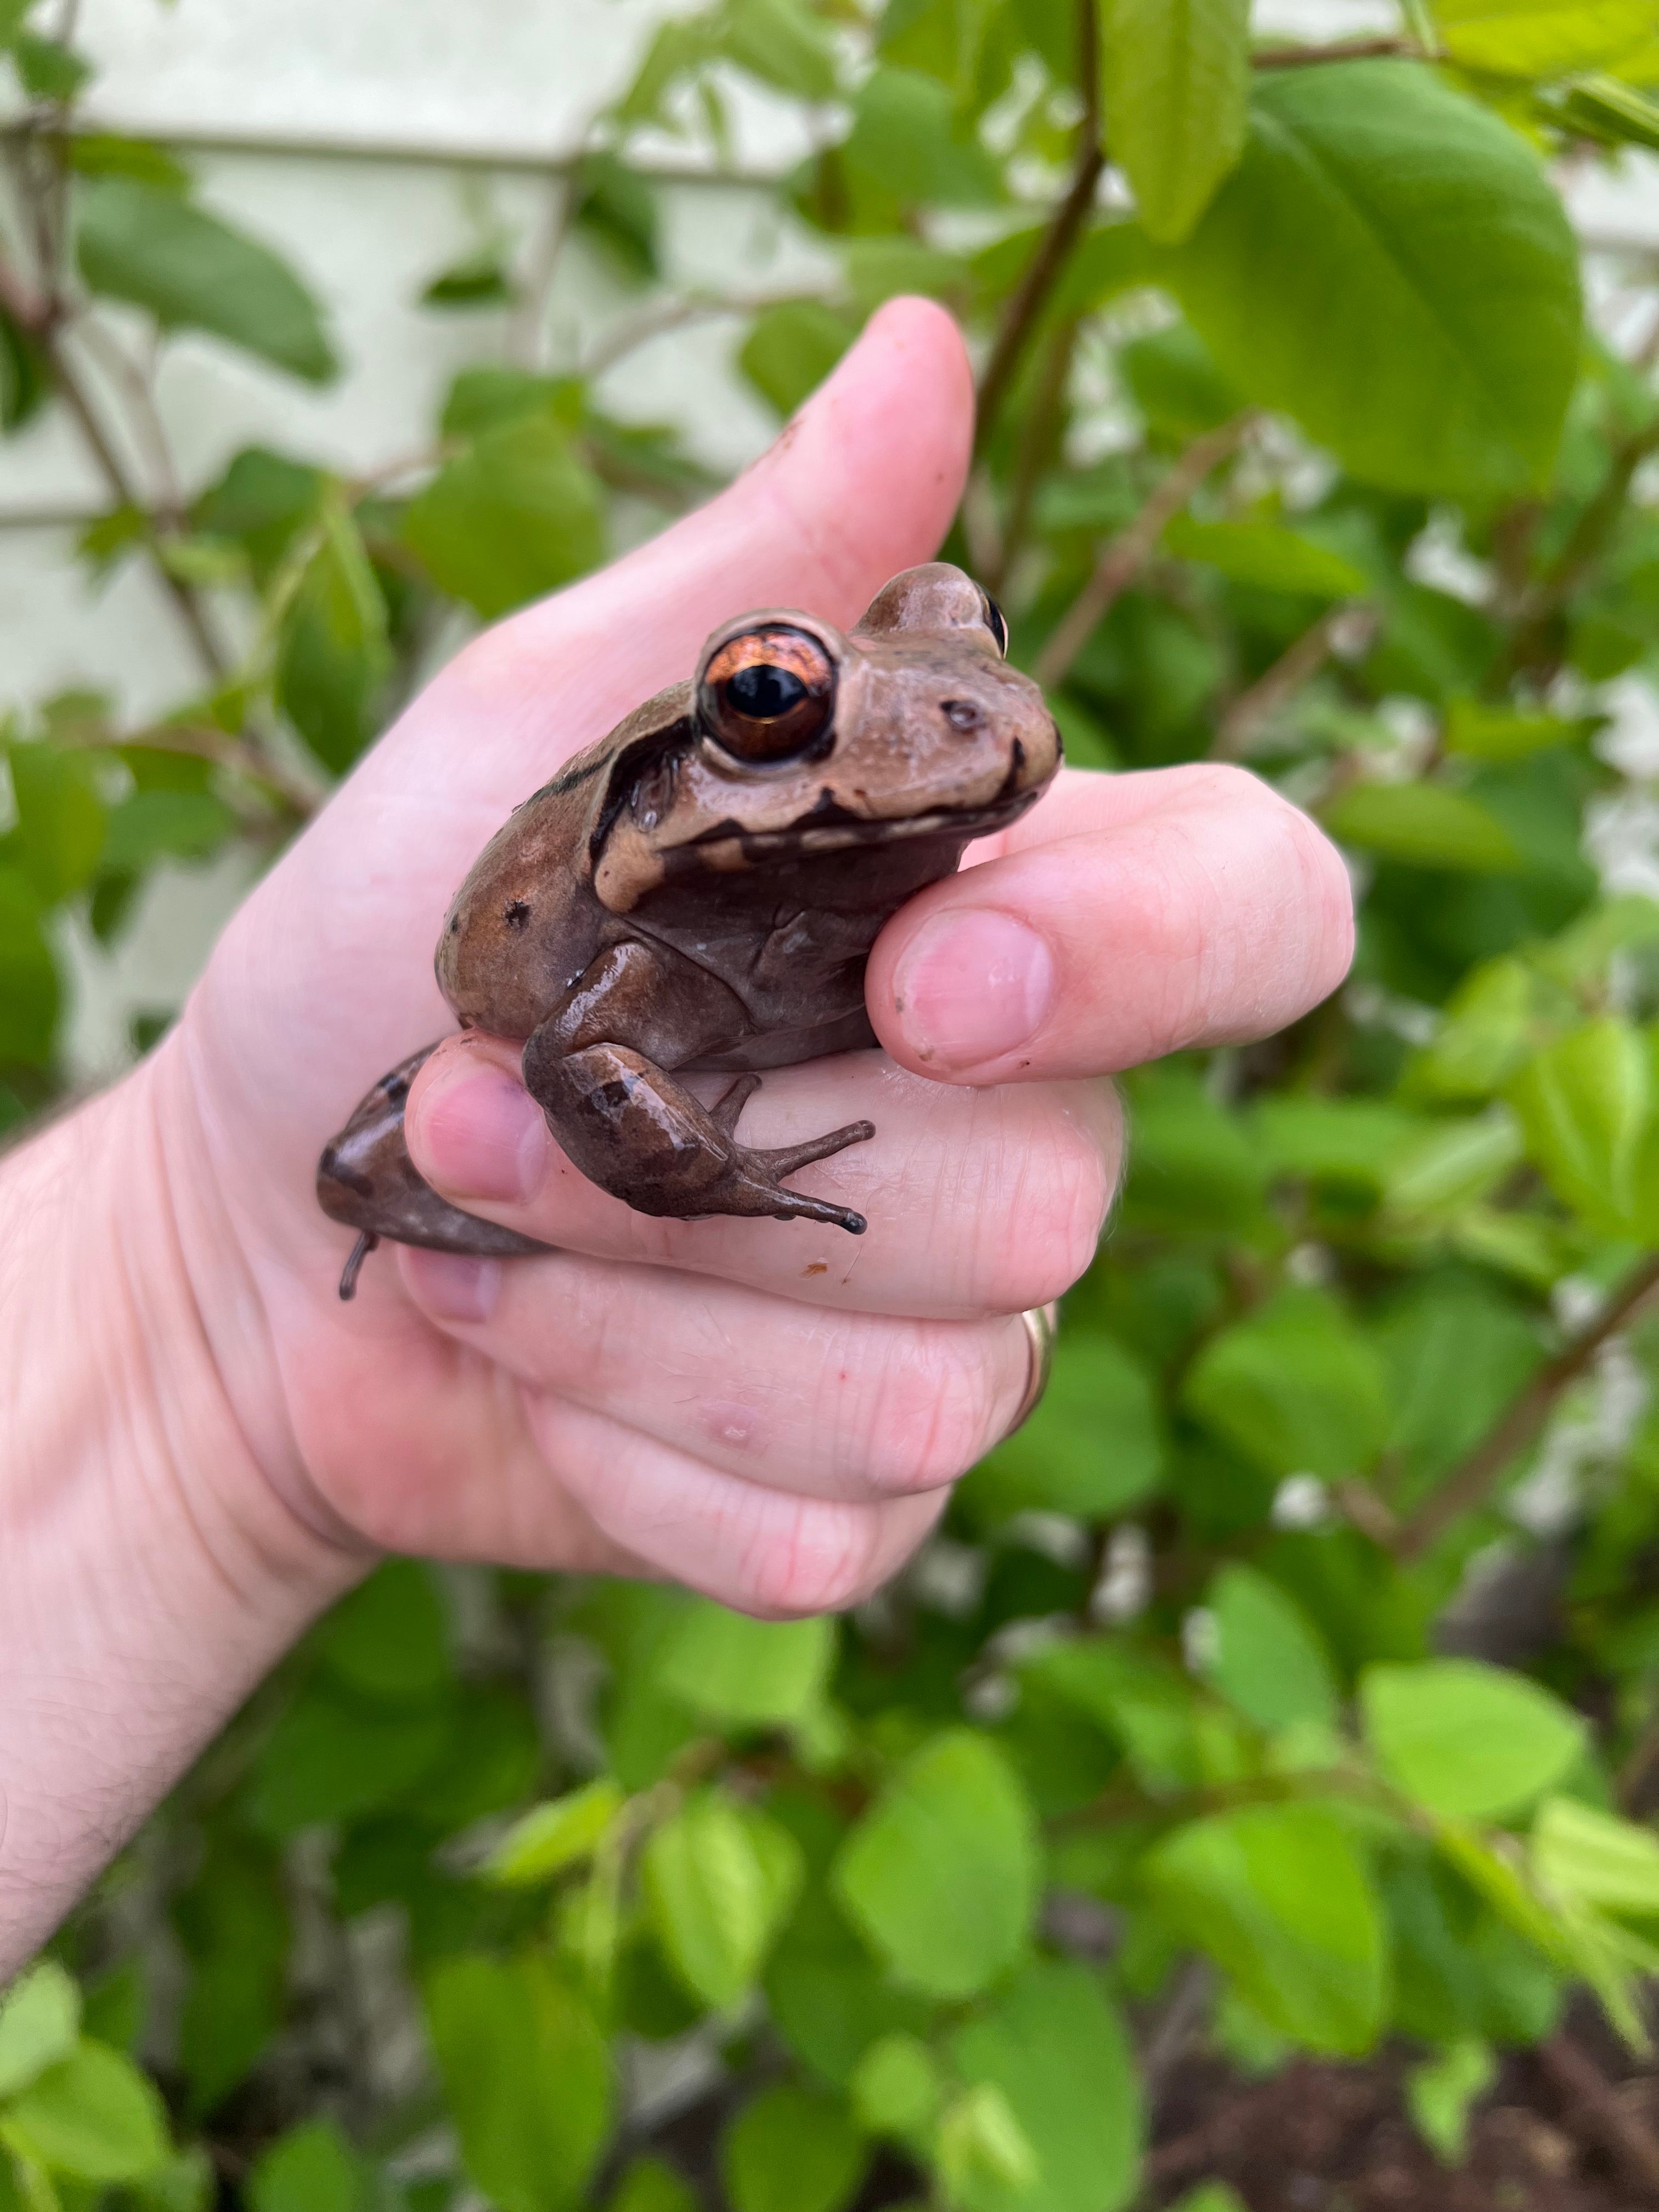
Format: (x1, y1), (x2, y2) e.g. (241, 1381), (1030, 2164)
(1396, 1251), (1659, 1559)
(973, 0), (1102, 455)
(1033, 411), (1255, 689)
(1211, 601), (1376, 759)
(1535, 2032), (1659, 2191)
(986, 314), (1079, 594)
(1250, 35), (1420, 68)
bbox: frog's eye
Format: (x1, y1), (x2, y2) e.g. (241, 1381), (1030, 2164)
(699, 625), (837, 764)
(981, 592), (1009, 658)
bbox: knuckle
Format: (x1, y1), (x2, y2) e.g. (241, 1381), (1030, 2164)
(856, 1331), (1007, 1496)
(740, 1499), (879, 1618)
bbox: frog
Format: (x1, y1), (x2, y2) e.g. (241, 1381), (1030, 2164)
(317, 562), (1062, 1299)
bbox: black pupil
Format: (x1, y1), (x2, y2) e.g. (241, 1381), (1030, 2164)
(727, 663), (805, 720)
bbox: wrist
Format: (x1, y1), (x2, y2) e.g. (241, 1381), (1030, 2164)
(0, 1049), (359, 1974)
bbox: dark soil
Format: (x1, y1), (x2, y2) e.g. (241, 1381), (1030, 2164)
(1146, 2034), (1659, 2212)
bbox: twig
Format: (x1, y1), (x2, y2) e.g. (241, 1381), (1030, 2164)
(129, 723), (324, 818)
(1251, 36), (1420, 69)
(510, 171), (575, 371)
(1211, 601), (1376, 759)
(1335, 1477), (1400, 1549)
(1032, 411), (1255, 689)
(578, 285), (826, 379)
(1535, 2031), (1659, 2192)
(1397, 1252), (1659, 1559)
(986, 315), (1079, 594)
(973, 0), (1102, 454)
(1139, 1959), (1214, 2109)
(4, 114), (790, 188)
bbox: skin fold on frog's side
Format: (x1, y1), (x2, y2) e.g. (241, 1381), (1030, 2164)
(317, 562), (1063, 1299)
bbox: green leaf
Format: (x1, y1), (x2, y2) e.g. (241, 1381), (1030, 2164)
(1406, 2037), (1496, 2165)
(242, 1679), (450, 1839)
(1165, 514), (1366, 597)
(1362, 1661), (1585, 1820)
(849, 2033), (943, 2138)
(193, 447), (325, 584)
(424, 1955), (613, 2212)
(0, 868), (59, 1066)
(832, 1729), (1037, 1999)
(4, 743), (106, 905)
(420, 250), (515, 309)
(99, 791), (235, 874)
(76, 178), (336, 382)
(1507, 1018), (1657, 1235)
(1183, 1286), (1390, 1482)
(1556, 71), (1659, 150)
(721, 2085), (865, 2212)
(1434, 0), (1657, 76)
(314, 1558), (450, 1702)
(966, 1331), (1164, 1525)
(174, 1840), (288, 2115)
(935, 2083), (1041, 2207)
(842, 67), (1002, 205)
(1169, 2190), (1249, 2212)
(484, 1780), (625, 1886)
(1322, 781), (1522, 872)
(949, 1959), (1143, 2212)
(642, 1791), (802, 2010)
(1531, 1795), (1659, 1915)
(1443, 697), (1591, 761)
(0, 1967), (79, 2100)
(656, 1604), (833, 1728)
(1145, 1804), (1387, 2055)
(66, 134), (190, 190)
(403, 413), (605, 619)
(1100, 0), (1250, 243)
(12, 34), (89, 101)
(0, 302), (48, 433)
(764, 1886), (934, 2086)
(607, 2159), (698, 2212)
(1158, 62), (1580, 496)
(246, 2120), (368, 2212)
(1120, 320), (1248, 442)
(3, 2042), (169, 2183)
(723, 0), (840, 100)
(1206, 1564), (1339, 1732)
(275, 503), (390, 776)
(1027, 1638), (1201, 1795)
(438, 366), (580, 441)
(574, 154), (659, 284)
(739, 301), (856, 418)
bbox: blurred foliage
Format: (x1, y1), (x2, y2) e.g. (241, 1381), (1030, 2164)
(8, 0), (1659, 2203)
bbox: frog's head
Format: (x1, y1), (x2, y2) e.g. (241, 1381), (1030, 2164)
(586, 564), (1060, 909)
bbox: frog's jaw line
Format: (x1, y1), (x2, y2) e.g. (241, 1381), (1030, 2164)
(664, 785), (1046, 873)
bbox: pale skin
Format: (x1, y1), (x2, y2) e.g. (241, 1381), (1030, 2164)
(0, 300), (1354, 1977)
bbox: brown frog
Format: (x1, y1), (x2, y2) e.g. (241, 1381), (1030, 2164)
(317, 563), (1060, 1297)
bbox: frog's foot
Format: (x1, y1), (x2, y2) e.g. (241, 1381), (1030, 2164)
(319, 1041), (552, 1297)
(523, 1036), (874, 1234)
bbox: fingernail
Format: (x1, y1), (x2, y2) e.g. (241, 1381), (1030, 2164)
(403, 1249), (502, 1324)
(891, 909), (1056, 1070)
(415, 1062), (546, 1201)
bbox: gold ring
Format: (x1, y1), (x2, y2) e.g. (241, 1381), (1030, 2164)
(1003, 1302), (1059, 1440)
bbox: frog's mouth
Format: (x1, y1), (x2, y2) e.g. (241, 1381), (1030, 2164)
(667, 748), (1049, 871)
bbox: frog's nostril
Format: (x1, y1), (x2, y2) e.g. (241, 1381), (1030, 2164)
(941, 699), (983, 733)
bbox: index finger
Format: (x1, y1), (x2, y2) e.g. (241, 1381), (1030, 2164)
(865, 762), (1355, 1084)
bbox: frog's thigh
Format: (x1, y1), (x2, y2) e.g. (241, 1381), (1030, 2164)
(537, 938), (749, 1066)
(522, 939), (747, 1217)
(521, 945), (871, 1230)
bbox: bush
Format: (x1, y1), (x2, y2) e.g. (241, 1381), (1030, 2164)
(4, 1), (1659, 2206)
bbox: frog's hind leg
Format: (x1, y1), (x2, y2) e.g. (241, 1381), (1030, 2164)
(317, 1042), (550, 1299)
(525, 1036), (874, 1235)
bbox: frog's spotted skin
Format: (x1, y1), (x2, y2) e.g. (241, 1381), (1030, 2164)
(317, 563), (1061, 1297)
